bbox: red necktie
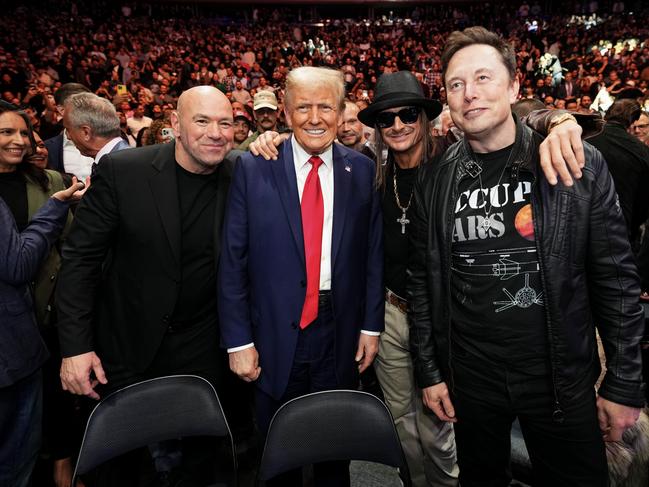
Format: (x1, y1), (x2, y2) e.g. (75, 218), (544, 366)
(299, 156), (324, 329)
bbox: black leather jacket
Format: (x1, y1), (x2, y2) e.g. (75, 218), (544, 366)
(407, 117), (646, 411)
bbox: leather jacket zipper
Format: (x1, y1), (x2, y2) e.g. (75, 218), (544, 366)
(445, 165), (465, 392)
(529, 172), (564, 423)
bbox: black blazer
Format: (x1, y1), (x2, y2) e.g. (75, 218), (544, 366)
(56, 142), (234, 373)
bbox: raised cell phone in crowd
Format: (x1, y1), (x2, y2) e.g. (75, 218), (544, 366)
(116, 84), (128, 96)
(161, 128), (175, 141)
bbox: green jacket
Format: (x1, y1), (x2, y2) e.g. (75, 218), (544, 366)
(27, 170), (72, 328)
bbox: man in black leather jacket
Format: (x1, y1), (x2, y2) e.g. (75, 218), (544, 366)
(407, 26), (645, 486)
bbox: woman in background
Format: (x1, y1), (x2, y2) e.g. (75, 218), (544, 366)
(0, 102), (85, 487)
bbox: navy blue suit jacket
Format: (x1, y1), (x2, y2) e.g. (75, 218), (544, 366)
(218, 139), (384, 400)
(0, 197), (69, 386)
(44, 133), (64, 173)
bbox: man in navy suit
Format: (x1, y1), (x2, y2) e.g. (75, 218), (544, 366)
(219, 66), (384, 486)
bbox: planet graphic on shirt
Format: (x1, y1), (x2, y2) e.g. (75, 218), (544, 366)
(514, 204), (535, 241)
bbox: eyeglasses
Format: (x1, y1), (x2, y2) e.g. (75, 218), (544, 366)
(375, 106), (421, 128)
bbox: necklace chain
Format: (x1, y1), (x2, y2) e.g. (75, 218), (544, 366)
(393, 167), (414, 212)
(393, 165), (415, 235)
(475, 147), (515, 231)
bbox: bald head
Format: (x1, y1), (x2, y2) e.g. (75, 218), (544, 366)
(171, 86), (234, 174)
(176, 85), (231, 117)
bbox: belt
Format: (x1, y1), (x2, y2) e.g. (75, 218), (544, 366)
(385, 289), (408, 314)
(318, 290), (331, 306)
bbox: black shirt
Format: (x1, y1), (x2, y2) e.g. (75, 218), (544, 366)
(450, 144), (549, 373)
(383, 163), (418, 298)
(170, 164), (220, 328)
(0, 171), (28, 231)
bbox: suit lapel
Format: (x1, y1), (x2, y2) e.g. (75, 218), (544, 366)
(331, 143), (351, 266)
(148, 143), (181, 266)
(271, 138), (305, 264)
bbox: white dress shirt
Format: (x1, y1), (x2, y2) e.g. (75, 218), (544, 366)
(62, 130), (94, 181)
(292, 136), (334, 291)
(228, 137), (378, 353)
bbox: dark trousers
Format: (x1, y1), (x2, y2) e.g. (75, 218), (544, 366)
(0, 370), (42, 487)
(450, 355), (607, 487)
(87, 319), (228, 487)
(256, 294), (350, 487)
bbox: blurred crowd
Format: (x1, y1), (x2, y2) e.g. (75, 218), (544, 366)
(2, 0), (649, 148)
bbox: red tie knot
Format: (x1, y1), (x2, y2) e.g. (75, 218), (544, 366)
(308, 155), (324, 171)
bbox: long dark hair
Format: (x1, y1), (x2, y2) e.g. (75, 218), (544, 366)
(0, 101), (50, 192)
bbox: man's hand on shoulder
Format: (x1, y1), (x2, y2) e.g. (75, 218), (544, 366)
(229, 346), (262, 382)
(539, 114), (584, 186)
(422, 382), (457, 423)
(60, 351), (107, 400)
(355, 333), (379, 373)
(596, 395), (641, 442)
(249, 131), (288, 160)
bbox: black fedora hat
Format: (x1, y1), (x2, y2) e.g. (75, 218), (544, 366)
(358, 71), (442, 126)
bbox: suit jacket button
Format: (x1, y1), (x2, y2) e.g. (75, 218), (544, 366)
(162, 314), (170, 323)
(300, 280), (306, 287)
(291, 322), (297, 329)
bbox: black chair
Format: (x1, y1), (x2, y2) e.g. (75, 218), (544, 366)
(72, 375), (236, 486)
(257, 389), (411, 486)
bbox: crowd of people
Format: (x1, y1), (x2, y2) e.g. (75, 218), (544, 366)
(1, 1), (649, 147)
(1, 2), (649, 487)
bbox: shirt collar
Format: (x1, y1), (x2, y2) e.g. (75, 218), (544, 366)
(94, 137), (123, 163)
(62, 130), (75, 147)
(291, 135), (333, 171)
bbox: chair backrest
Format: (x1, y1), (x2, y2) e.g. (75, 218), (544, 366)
(258, 389), (410, 484)
(73, 375), (234, 479)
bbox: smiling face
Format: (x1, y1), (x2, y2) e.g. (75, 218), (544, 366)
(0, 111), (30, 172)
(285, 83), (341, 155)
(378, 106), (424, 155)
(233, 118), (250, 144)
(171, 86), (234, 174)
(445, 43), (519, 152)
(27, 131), (48, 169)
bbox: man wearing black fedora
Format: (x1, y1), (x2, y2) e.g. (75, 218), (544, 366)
(358, 71), (460, 487)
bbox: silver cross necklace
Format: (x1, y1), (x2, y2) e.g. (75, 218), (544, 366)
(393, 167), (414, 235)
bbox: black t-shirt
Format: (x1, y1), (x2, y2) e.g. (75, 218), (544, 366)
(170, 164), (220, 328)
(450, 145), (549, 373)
(383, 163), (418, 298)
(0, 171), (28, 231)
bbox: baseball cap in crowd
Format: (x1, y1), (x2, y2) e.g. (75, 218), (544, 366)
(233, 108), (252, 123)
(253, 91), (278, 111)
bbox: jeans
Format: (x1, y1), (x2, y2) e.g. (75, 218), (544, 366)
(0, 370), (43, 487)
